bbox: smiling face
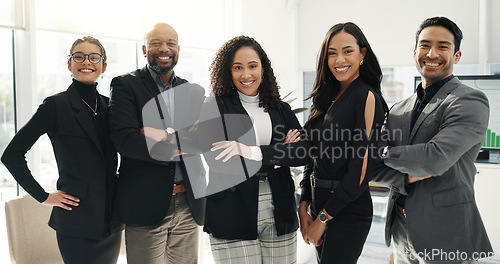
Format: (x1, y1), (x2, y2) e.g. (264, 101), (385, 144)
(143, 24), (179, 74)
(414, 25), (461, 88)
(68, 42), (107, 85)
(327, 31), (366, 90)
(231, 46), (263, 96)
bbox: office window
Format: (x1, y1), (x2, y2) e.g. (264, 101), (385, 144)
(492, 63), (500, 75)
(174, 47), (215, 92)
(0, 29), (16, 200)
(0, 0), (15, 27)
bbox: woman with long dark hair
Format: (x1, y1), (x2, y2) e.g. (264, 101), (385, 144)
(1, 36), (123, 264)
(298, 22), (388, 263)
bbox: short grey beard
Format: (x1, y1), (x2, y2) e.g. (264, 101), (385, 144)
(148, 54), (178, 73)
(149, 63), (175, 73)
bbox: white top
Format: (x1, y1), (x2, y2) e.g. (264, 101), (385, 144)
(237, 91), (272, 160)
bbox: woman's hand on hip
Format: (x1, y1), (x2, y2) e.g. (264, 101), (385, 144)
(42, 190), (80, 211)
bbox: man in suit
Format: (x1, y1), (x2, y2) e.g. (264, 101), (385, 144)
(108, 23), (205, 264)
(373, 17), (494, 263)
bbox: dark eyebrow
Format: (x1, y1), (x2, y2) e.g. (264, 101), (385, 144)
(438, 41), (452, 46)
(149, 38), (177, 43)
(328, 46), (354, 51)
(232, 61), (259, 66)
(419, 40), (452, 46)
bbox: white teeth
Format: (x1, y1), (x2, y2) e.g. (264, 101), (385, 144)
(241, 81), (254, 86)
(80, 69), (93, 73)
(158, 56), (171, 60)
(425, 62), (439, 67)
(336, 66), (349, 72)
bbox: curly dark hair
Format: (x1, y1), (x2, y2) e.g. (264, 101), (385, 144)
(209, 35), (281, 111)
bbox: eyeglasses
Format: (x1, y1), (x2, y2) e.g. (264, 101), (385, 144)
(69, 52), (103, 64)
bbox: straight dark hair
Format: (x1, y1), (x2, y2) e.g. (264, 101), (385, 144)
(415, 17), (463, 53)
(305, 22), (385, 129)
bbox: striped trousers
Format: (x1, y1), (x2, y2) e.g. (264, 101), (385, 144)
(209, 181), (297, 264)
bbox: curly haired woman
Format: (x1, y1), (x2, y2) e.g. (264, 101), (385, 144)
(199, 35), (311, 264)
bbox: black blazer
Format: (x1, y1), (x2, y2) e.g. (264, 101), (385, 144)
(201, 92), (311, 240)
(2, 84), (123, 240)
(108, 66), (206, 226)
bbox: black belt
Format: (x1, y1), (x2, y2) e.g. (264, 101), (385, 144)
(311, 175), (341, 189)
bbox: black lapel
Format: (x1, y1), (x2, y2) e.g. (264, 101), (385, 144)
(67, 85), (104, 156)
(98, 95), (115, 161)
(228, 92), (257, 133)
(267, 107), (280, 145)
(229, 91), (248, 114)
(139, 66), (162, 98)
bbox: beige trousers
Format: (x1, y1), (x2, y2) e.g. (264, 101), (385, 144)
(125, 192), (199, 264)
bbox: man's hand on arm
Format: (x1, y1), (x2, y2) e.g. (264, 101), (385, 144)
(141, 127), (178, 144)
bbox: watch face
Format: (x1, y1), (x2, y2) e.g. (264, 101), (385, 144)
(319, 212), (327, 222)
(166, 127), (175, 134)
(382, 146), (389, 158)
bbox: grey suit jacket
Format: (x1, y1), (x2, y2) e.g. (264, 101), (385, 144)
(373, 77), (493, 258)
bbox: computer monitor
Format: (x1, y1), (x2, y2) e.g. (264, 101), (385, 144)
(414, 75), (500, 163)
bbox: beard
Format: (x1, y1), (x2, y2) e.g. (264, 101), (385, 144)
(149, 53), (178, 73)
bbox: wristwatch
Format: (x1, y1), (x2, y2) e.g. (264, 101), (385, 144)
(381, 146), (390, 159)
(165, 127), (175, 143)
(319, 210), (330, 224)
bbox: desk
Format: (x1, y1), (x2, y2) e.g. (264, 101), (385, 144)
(475, 163), (500, 251)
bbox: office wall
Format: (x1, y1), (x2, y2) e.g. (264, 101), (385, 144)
(297, 0), (486, 70)
(489, 0), (500, 62)
(237, 0), (301, 105)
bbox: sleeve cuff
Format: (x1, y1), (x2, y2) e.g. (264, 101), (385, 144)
(250, 146), (263, 161)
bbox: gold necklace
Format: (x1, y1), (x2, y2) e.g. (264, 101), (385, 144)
(81, 97), (98, 115)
